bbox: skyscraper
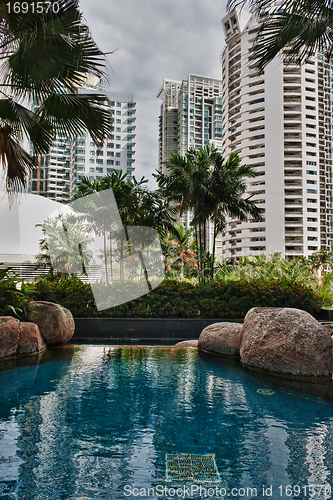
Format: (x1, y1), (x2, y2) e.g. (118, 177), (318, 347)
(220, 8), (333, 259)
(29, 91), (136, 203)
(157, 74), (224, 168)
(76, 92), (136, 185)
(156, 74), (224, 251)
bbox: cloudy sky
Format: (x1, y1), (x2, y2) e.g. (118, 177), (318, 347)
(80, 0), (227, 188)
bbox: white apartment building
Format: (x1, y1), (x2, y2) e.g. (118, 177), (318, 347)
(156, 74), (224, 251)
(220, 8), (333, 259)
(29, 91), (136, 203)
(76, 91), (136, 185)
(29, 133), (76, 203)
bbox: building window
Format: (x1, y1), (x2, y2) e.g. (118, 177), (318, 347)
(117, 102), (121, 107)
(116, 111), (121, 115)
(116, 153), (120, 157)
(115, 161), (120, 166)
(107, 160), (114, 165)
(116, 119), (121, 124)
(96, 159), (103, 164)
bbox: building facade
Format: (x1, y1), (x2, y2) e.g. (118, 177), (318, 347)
(157, 74), (224, 171)
(29, 91), (136, 203)
(156, 74), (224, 250)
(220, 8), (333, 259)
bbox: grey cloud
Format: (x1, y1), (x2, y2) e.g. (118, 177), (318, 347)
(80, 0), (226, 185)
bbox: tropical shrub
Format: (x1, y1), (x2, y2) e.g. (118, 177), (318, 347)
(0, 266), (34, 318)
(31, 276), (322, 319)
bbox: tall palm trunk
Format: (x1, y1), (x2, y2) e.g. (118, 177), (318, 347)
(109, 229), (113, 284)
(210, 217), (217, 283)
(198, 222), (203, 285)
(103, 230), (108, 284)
(194, 224), (199, 280)
(202, 220), (207, 282)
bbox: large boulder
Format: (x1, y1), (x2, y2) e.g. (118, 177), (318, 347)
(28, 301), (75, 346)
(18, 322), (46, 355)
(198, 322), (243, 357)
(175, 340), (198, 347)
(0, 318), (20, 360)
(240, 307), (332, 378)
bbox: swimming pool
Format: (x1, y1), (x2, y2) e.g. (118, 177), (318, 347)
(0, 346), (332, 500)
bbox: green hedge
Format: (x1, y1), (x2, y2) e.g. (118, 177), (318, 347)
(31, 276), (322, 319)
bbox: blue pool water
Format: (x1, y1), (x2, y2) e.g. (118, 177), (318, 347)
(0, 346), (333, 500)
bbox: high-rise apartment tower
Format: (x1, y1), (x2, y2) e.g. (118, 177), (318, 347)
(157, 74), (224, 249)
(29, 91), (136, 203)
(220, 8), (333, 259)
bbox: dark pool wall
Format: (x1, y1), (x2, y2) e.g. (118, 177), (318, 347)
(73, 318), (243, 342)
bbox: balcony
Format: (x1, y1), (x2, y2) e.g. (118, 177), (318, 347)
(284, 179), (302, 186)
(284, 86), (301, 93)
(284, 105), (302, 112)
(284, 114), (302, 121)
(284, 142), (302, 149)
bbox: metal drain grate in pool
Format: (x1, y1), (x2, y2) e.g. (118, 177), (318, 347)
(165, 453), (220, 482)
(257, 388), (275, 395)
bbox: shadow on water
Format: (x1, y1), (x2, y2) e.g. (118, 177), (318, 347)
(0, 346), (75, 421)
(198, 349), (333, 402)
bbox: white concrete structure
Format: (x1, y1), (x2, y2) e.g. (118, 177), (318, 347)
(220, 8), (333, 259)
(0, 192), (66, 263)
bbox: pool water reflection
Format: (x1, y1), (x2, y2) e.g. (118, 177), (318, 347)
(0, 345), (333, 499)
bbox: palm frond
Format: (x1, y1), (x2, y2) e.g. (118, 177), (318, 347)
(38, 93), (113, 143)
(0, 125), (37, 191)
(0, 98), (53, 153)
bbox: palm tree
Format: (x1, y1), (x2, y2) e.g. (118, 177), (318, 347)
(0, 0), (113, 192)
(36, 213), (94, 276)
(308, 248), (333, 277)
(155, 145), (263, 282)
(72, 171), (177, 283)
(227, 0), (333, 70)
(154, 146), (211, 281)
(207, 150), (264, 281)
(167, 224), (196, 279)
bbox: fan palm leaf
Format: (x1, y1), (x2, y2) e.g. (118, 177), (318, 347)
(0, 0), (113, 193)
(227, 0), (333, 69)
